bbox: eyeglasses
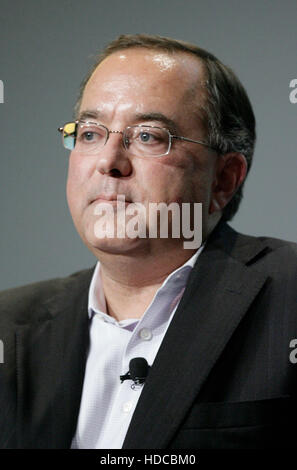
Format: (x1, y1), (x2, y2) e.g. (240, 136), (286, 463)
(58, 120), (216, 157)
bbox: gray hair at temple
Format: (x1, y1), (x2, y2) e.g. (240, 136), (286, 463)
(74, 34), (256, 222)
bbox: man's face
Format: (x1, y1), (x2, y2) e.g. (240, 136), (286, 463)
(66, 48), (219, 256)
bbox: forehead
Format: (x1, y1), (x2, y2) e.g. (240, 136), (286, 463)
(79, 48), (206, 128)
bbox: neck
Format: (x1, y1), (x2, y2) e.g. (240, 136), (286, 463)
(97, 242), (197, 322)
(91, 219), (220, 322)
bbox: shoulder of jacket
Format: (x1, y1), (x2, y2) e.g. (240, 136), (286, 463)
(0, 267), (95, 325)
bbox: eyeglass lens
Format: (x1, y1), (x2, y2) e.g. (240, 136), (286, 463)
(62, 122), (171, 157)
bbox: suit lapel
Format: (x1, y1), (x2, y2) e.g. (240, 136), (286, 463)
(123, 224), (269, 448)
(15, 268), (94, 448)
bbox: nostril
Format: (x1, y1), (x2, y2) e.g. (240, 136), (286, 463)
(109, 168), (122, 177)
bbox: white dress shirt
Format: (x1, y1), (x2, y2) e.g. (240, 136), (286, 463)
(71, 246), (203, 449)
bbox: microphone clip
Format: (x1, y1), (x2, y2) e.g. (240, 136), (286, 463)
(120, 357), (150, 390)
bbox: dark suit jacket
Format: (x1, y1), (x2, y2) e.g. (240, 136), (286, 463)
(0, 222), (296, 449)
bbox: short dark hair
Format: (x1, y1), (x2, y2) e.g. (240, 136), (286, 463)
(75, 34), (256, 222)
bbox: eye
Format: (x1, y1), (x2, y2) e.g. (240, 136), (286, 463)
(82, 131), (95, 141)
(127, 126), (166, 151)
(77, 125), (106, 144)
(139, 131), (152, 143)
(135, 129), (163, 145)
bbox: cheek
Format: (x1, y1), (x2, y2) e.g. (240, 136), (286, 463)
(142, 152), (216, 205)
(136, 166), (187, 206)
(138, 154), (200, 197)
(67, 152), (91, 183)
(66, 153), (90, 214)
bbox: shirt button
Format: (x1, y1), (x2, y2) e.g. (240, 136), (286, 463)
(139, 328), (152, 341)
(122, 401), (133, 413)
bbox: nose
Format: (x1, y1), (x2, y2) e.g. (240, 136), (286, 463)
(96, 132), (133, 177)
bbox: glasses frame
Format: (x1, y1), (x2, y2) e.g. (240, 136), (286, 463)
(58, 120), (217, 157)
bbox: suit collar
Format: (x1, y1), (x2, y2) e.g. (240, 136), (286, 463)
(205, 221), (270, 265)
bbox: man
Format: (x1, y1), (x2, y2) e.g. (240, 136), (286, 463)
(0, 34), (296, 449)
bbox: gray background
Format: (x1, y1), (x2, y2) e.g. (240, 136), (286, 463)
(0, 0), (296, 290)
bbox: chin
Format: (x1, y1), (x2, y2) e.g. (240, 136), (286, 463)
(86, 234), (146, 256)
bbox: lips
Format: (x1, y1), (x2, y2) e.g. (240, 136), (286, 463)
(91, 194), (132, 204)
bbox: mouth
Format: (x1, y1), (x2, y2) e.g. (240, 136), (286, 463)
(91, 194), (132, 205)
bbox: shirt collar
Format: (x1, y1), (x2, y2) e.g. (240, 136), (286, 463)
(88, 244), (204, 321)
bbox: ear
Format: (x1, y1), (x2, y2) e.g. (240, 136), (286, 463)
(209, 153), (247, 214)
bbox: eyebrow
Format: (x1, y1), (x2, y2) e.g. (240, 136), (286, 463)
(77, 110), (103, 121)
(133, 113), (180, 134)
(77, 110), (180, 134)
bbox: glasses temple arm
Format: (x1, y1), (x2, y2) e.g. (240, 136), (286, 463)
(172, 135), (216, 151)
